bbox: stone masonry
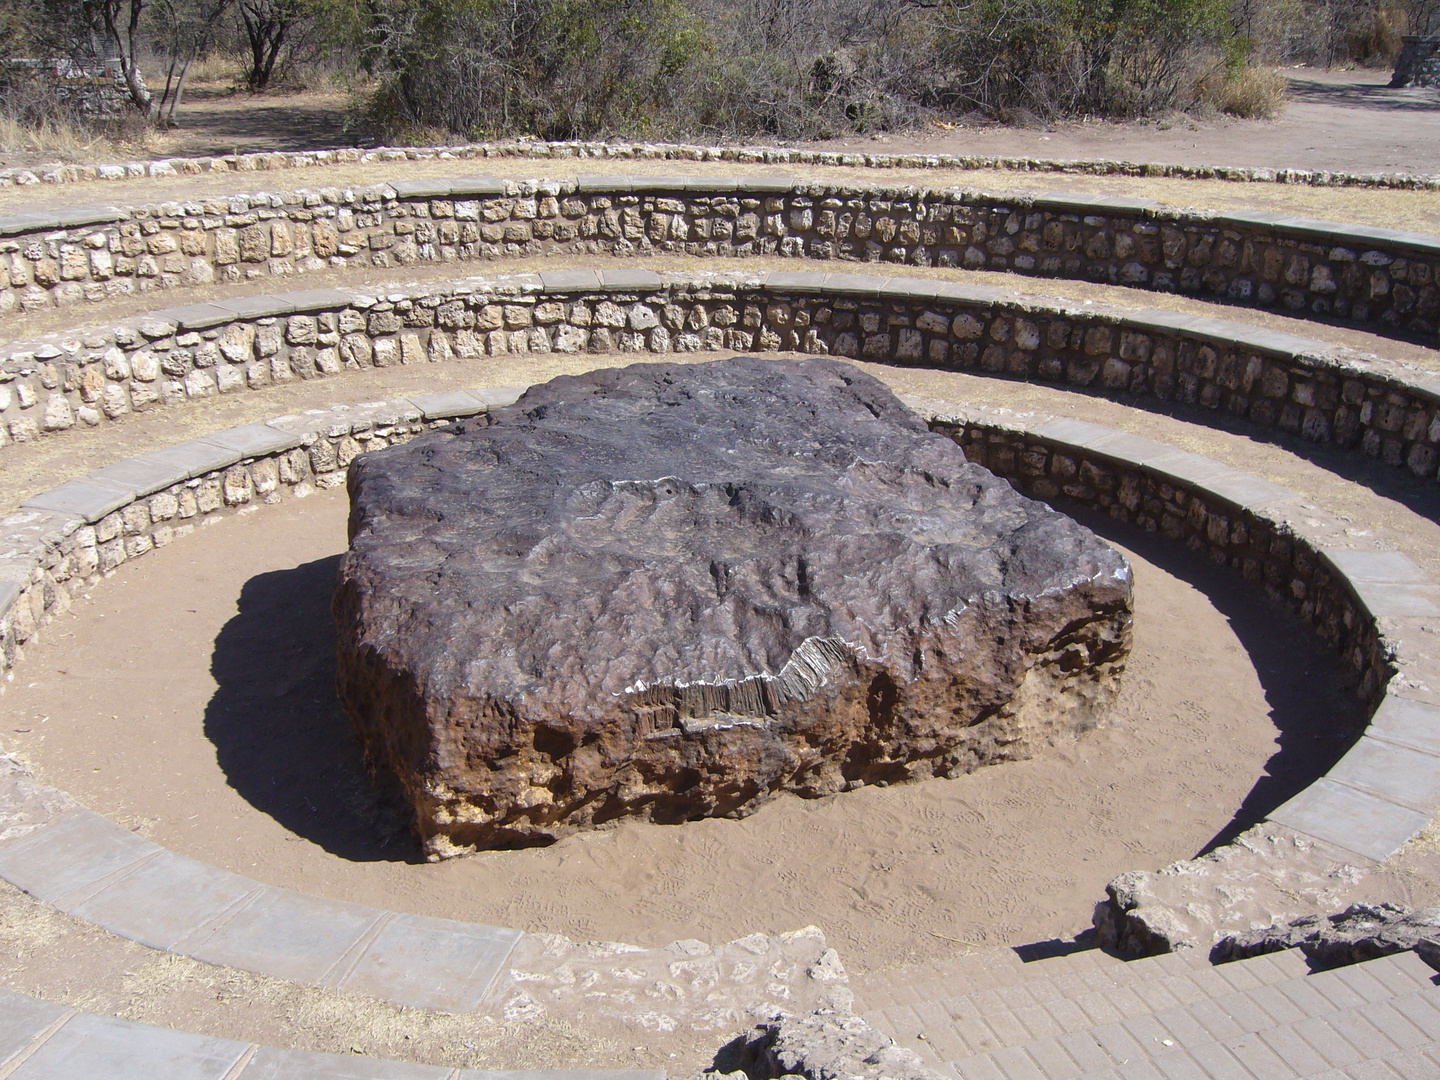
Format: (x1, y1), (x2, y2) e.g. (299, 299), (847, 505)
(2, 177), (1437, 344)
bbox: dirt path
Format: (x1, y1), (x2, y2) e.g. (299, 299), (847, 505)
(815, 68), (1440, 176)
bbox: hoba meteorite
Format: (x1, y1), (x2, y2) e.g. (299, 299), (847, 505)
(334, 357), (1133, 858)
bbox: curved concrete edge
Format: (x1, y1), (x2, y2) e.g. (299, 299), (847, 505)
(4, 269), (1440, 499)
(5, 139), (1437, 191)
(917, 401), (1440, 867)
(0, 988), (666, 1080)
(1, 173), (1438, 348)
(0, 377), (1435, 994)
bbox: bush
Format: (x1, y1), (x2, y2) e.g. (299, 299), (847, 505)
(1196, 61), (1289, 117)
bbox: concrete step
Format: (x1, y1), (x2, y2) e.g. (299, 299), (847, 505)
(0, 990), (666, 1080)
(856, 943), (1216, 1014)
(874, 952), (1440, 1080)
(861, 947), (1310, 1063)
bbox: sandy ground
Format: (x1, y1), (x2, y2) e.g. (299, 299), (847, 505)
(0, 343), (1386, 978)
(2, 474), (1364, 975)
(4, 353), (1440, 1067)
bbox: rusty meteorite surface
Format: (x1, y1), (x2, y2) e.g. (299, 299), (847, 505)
(334, 357), (1134, 857)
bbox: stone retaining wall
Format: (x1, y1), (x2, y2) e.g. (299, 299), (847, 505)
(4, 177), (1438, 342)
(0, 393), (508, 673)
(943, 415), (1390, 706)
(5, 271), (1440, 488)
(6, 388), (1438, 930)
(7, 139), (1437, 190)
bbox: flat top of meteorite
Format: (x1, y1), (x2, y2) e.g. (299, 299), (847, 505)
(341, 356), (1129, 712)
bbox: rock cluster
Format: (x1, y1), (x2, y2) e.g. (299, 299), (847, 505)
(1214, 902), (1440, 969)
(334, 356), (1132, 857)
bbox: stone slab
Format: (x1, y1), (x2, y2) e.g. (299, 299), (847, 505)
(10, 1012), (248, 1080)
(200, 423), (305, 459)
(764, 271), (830, 294)
(406, 390), (487, 421)
(1198, 474), (1302, 513)
(576, 174), (640, 191)
(822, 273), (887, 298)
(1269, 778), (1431, 863)
(21, 478), (134, 524)
(599, 268), (663, 290)
(1033, 417), (1123, 449)
(0, 991), (69, 1064)
(539, 269), (602, 292)
(0, 811), (160, 905)
(241, 1046), (450, 1080)
(1326, 735), (1440, 811)
(0, 581), (19, 622)
(447, 177), (509, 197)
(140, 440), (245, 480)
(1323, 549), (1429, 584)
(186, 886), (384, 986)
(389, 178), (454, 199)
(0, 214), (60, 237)
(68, 850), (259, 951)
(1368, 695), (1440, 756)
(474, 386), (526, 409)
(336, 912), (522, 1011)
(214, 295), (295, 320)
(930, 281), (1011, 305)
(281, 288), (357, 313)
(1344, 580), (1440, 619)
(88, 456), (192, 499)
(53, 206), (125, 229)
(154, 303), (236, 331)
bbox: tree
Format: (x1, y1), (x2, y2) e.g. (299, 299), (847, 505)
(237, 0), (309, 89)
(154, 0), (233, 120)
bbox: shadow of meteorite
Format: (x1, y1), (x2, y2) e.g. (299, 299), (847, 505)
(205, 553), (422, 863)
(1068, 504), (1369, 856)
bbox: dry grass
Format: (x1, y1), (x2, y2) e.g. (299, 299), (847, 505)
(1216, 66), (1289, 120)
(0, 111), (179, 162)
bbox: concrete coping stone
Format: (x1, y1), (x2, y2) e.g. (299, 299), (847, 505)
(199, 423), (306, 459)
(52, 205), (125, 229)
(136, 439), (248, 481)
(597, 268), (664, 290)
(474, 386), (526, 409)
(407, 389), (488, 420)
(0, 213), (61, 236)
(538, 269), (603, 293)
(0, 989), (671, 1080)
(281, 287), (360, 313)
(213, 294), (298, 321)
(1366, 695), (1440, 757)
(20, 477), (134, 524)
(1269, 777), (1434, 864)
(447, 176), (511, 197)
(762, 271), (830, 294)
(388, 178), (457, 199)
(87, 455), (193, 500)
(1029, 191), (1162, 217)
(573, 174), (637, 192)
(819, 273), (887, 298)
(151, 302), (236, 331)
(1325, 735), (1440, 814)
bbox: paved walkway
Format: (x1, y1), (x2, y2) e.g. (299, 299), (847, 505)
(857, 944), (1440, 1079)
